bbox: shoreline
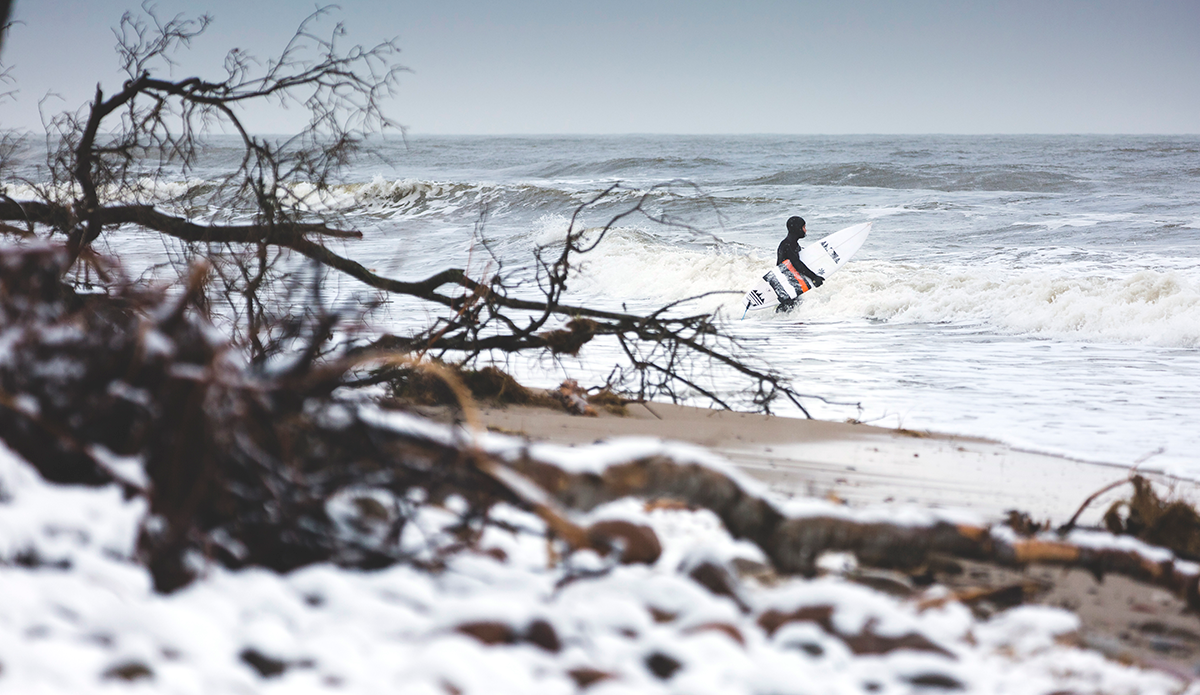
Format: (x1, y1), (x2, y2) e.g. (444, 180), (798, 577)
(423, 400), (1198, 528)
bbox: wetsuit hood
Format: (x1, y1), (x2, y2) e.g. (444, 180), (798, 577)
(786, 216), (807, 240)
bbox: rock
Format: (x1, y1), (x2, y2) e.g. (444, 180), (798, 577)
(587, 520), (661, 564)
(524, 619), (561, 652)
(759, 605), (953, 658)
(648, 606), (677, 623)
(842, 629), (954, 658)
(644, 652), (682, 679)
(455, 621), (517, 645)
(240, 648), (288, 678)
(568, 667), (615, 688)
(758, 605), (836, 637)
(101, 661), (153, 681)
(687, 561), (749, 612)
(907, 673), (965, 690)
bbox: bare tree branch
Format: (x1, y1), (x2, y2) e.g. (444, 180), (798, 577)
(0, 4), (825, 415)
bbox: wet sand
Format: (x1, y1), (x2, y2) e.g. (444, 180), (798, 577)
(469, 401), (1191, 526)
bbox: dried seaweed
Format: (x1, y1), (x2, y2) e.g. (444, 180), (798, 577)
(1105, 475), (1200, 562)
(382, 363), (558, 409)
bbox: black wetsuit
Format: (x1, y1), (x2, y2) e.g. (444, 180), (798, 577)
(775, 228), (823, 312)
(776, 238), (824, 287)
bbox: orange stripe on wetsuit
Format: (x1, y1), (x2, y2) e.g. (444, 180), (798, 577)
(782, 260), (811, 293)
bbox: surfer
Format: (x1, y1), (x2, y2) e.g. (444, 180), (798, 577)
(775, 216), (824, 311)
(777, 217), (825, 286)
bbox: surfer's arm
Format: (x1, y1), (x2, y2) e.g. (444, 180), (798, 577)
(794, 256), (825, 287)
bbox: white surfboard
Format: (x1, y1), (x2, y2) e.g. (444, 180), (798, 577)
(741, 221), (872, 316)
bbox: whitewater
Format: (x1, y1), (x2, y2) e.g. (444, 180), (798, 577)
(77, 134), (1200, 477)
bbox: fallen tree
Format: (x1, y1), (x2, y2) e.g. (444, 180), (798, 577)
(0, 5), (810, 413)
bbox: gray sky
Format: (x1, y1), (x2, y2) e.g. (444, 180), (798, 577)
(2, 0), (1199, 134)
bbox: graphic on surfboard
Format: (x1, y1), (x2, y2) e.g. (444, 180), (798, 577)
(742, 221), (872, 316)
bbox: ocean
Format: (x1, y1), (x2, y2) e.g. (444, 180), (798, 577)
(73, 134), (1200, 477)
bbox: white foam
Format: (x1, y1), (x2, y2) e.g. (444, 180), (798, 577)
(567, 231), (1200, 347)
(569, 229), (769, 313)
(795, 262), (1200, 347)
(528, 213), (586, 246)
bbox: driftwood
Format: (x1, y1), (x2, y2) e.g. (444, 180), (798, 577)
(504, 454), (1200, 610)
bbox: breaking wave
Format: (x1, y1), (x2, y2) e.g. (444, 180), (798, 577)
(798, 262), (1200, 348)
(325, 177), (711, 220)
(568, 234), (1200, 348)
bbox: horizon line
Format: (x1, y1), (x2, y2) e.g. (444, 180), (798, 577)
(388, 131), (1200, 137)
(7, 129), (1198, 139)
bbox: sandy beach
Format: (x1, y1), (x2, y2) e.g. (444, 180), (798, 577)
(460, 401), (1192, 526)
(418, 400), (1200, 678)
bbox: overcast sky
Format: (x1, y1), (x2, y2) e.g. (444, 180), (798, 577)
(2, 0), (1199, 134)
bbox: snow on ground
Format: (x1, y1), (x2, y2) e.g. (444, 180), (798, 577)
(0, 436), (1193, 695)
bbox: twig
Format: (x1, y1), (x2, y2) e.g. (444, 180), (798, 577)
(1057, 476), (1133, 535)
